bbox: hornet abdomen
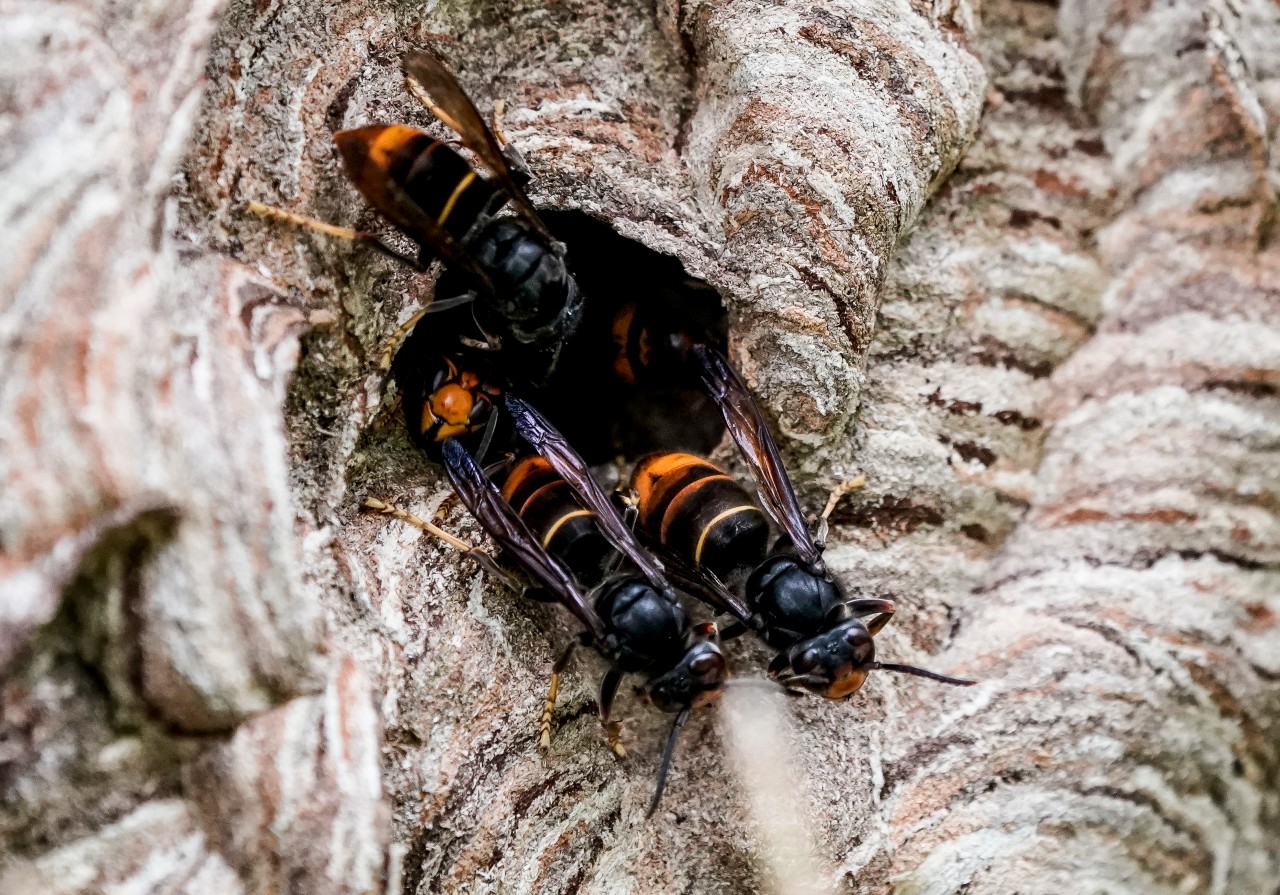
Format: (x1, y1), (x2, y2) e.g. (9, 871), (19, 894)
(629, 452), (769, 582)
(501, 456), (611, 585)
(335, 125), (500, 244)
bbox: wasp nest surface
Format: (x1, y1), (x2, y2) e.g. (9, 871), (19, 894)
(4, 0), (1279, 894)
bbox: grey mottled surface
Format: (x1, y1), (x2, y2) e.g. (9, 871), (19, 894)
(2, 0), (1278, 893)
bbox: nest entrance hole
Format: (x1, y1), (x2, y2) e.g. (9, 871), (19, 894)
(533, 210), (728, 466)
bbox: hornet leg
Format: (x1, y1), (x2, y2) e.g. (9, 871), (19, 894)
(246, 202), (425, 271)
(362, 497), (521, 592)
(481, 452), (517, 479)
(378, 294), (478, 371)
(378, 310), (429, 371)
(599, 489), (640, 578)
(597, 669), (628, 760)
(815, 473), (867, 547)
(491, 99), (534, 182)
(539, 634), (590, 751)
(368, 391), (403, 432)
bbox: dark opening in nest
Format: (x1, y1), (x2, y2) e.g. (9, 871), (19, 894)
(532, 210), (729, 466)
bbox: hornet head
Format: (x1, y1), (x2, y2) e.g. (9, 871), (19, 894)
(769, 601), (975, 699)
(639, 623), (728, 713)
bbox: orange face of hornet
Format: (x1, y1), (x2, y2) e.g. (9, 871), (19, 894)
(421, 360), (499, 443)
(823, 667), (869, 700)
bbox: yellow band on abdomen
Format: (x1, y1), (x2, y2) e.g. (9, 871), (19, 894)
(437, 170), (477, 226)
(693, 505), (761, 566)
(541, 509), (592, 549)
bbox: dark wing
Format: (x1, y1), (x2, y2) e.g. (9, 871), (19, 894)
(442, 438), (606, 640)
(382, 178), (498, 295)
(503, 394), (674, 597)
(692, 344), (823, 567)
(403, 50), (555, 244)
(652, 547), (752, 623)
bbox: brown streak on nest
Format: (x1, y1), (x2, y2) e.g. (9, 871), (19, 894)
(530, 811), (617, 895)
(1034, 167), (1093, 198)
(970, 334), (1055, 378)
(1063, 616), (1153, 675)
(926, 387), (983, 415)
(947, 439), (998, 468)
(722, 147), (840, 234)
(793, 263), (861, 352)
(1149, 548), (1267, 573)
(1181, 662), (1277, 785)
(991, 408), (1043, 430)
(1242, 602), (1276, 633)
(400, 707), (525, 892)
(1049, 506), (1200, 526)
(1008, 206), (1064, 230)
(716, 99), (896, 259)
(993, 288), (1098, 335)
(719, 147), (879, 352)
(795, 10), (952, 154)
(1073, 136), (1106, 156)
(1001, 84), (1072, 114)
(1106, 261), (1280, 331)
(829, 494), (945, 534)
(1057, 786), (1211, 886)
(1200, 376), (1280, 399)
(1130, 84), (1255, 204)
(1045, 358), (1280, 420)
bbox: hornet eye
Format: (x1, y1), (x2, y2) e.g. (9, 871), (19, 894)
(794, 648), (821, 674)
